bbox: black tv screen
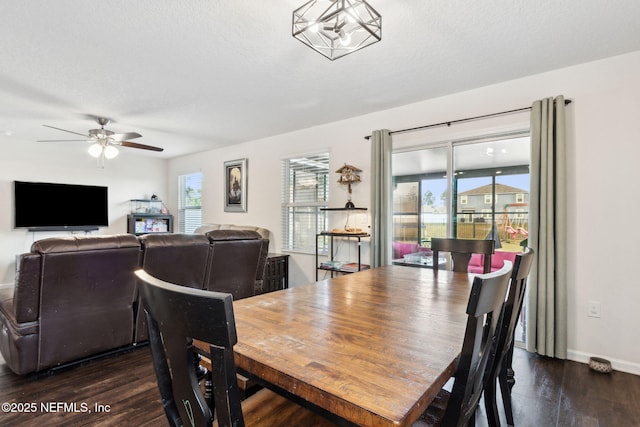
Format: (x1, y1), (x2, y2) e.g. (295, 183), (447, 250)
(14, 181), (109, 230)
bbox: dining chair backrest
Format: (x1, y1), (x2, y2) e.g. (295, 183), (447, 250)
(135, 269), (241, 427)
(484, 247), (535, 427)
(431, 238), (495, 273)
(441, 261), (512, 427)
(497, 247), (534, 364)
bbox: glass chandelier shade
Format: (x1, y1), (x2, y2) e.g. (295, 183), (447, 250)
(103, 145), (119, 159)
(88, 143), (103, 158)
(292, 0), (382, 60)
(88, 142), (119, 160)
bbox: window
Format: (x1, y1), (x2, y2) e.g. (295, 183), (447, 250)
(281, 153), (330, 253)
(178, 172), (202, 233)
(392, 135), (530, 250)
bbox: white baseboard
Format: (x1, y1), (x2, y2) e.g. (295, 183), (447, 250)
(568, 349), (640, 376)
(0, 283), (12, 290)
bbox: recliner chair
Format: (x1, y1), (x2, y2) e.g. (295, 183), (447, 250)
(204, 229), (267, 300)
(0, 234), (140, 375)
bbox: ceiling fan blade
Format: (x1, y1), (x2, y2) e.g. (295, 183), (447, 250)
(110, 132), (142, 141)
(119, 141), (164, 152)
(37, 139), (88, 142)
(42, 124), (89, 138)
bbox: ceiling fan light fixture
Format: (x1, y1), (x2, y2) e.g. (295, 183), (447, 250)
(41, 117), (162, 167)
(292, 0), (382, 61)
(103, 145), (119, 159)
(88, 143), (103, 158)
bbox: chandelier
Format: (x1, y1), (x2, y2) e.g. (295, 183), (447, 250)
(292, 0), (382, 61)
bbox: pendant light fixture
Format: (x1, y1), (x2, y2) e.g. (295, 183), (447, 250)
(292, 0), (382, 60)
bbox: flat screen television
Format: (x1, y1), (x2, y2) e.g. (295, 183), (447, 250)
(14, 181), (109, 231)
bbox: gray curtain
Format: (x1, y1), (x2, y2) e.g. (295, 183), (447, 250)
(526, 96), (568, 359)
(370, 129), (393, 268)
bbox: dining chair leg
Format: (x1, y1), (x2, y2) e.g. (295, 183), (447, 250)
(506, 365), (516, 392)
(501, 347), (516, 426)
(499, 369), (514, 426)
(505, 346), (516, 392)
(483, 378), (501, 427)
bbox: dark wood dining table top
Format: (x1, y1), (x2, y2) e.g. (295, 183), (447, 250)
(226, 265), (474, 427)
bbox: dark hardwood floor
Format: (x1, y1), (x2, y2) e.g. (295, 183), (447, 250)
(0, 346), (638, 426)
(476, 348), (640, 427)
(0, 347), (165, 426)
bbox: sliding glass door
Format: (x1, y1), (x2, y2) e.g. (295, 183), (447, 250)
(392, 134), (530, 342)
(392, 146), (448, 248)
(452, 139), (530, 253)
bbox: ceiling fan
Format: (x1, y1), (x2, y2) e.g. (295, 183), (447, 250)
(39, 117), (163, 165)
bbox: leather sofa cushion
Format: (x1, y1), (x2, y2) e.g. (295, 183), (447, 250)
(206, 229), (261, 242)
(31, 234), (140, 254)
(139, 233), (210, 289)
(194, 223), (270, 241)
(204, 230), (263, 300)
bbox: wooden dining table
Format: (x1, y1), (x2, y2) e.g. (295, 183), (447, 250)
(211, 265), (474, 427)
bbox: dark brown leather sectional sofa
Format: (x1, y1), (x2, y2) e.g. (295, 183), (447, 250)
(0, 230), (268, 375)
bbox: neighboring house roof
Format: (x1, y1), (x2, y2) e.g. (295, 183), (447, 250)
(459, 183), (527, 195)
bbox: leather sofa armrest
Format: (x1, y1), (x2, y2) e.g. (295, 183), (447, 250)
(0, 293), (39, 336)
(13, 253), (41, 323)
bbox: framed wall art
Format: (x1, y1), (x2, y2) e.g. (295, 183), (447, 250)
(224, 158), (247, 212)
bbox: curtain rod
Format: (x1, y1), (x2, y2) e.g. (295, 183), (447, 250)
(364, 99), (572, 140)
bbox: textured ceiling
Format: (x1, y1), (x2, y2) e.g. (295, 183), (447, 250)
(1, 1), (639, 159)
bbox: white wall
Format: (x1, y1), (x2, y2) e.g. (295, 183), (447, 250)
(167, 125), (373, 287)
(0, 141), (167, 284)
(168, 51), (640, 374)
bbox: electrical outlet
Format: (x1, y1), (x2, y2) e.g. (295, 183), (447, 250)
(587, 301), (601, 318)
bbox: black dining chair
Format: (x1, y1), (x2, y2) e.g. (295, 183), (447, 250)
(135, 270), (337, 427)
(483, 248), (535, 427)
(431, 238), (495, 273)
(413, 261), (512, 427)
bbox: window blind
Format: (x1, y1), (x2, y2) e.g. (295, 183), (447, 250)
(281, 153), (330, 253)
(178, 172), (202, 233)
